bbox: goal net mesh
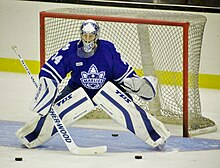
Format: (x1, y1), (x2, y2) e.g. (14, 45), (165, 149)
(40, 7), (216, 135)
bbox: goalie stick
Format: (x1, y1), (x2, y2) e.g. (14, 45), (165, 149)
(11, 45), (107, 155)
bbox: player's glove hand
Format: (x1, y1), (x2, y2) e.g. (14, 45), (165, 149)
(29, 77), (58, 116)
(122, 76), (157, 101)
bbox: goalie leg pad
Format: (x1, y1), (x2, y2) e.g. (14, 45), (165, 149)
(93, 82), (170, 148)
(16, 87), (95, 148)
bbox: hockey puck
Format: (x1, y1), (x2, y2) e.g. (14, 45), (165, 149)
(15, 157), (23, 161)
(111, 133), (118, 137)
(135, 155), (142, 159)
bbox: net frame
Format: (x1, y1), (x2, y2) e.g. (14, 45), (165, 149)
(39, 8), (216, 137)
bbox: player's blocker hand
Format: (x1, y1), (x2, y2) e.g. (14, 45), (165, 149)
(122, 76), (158, 101)
(29, 77), (58, 116)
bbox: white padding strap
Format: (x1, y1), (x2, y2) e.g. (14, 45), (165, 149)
(93, 81), (170, 148)
(16, 87), (95, 148)
(29, 77), (58, 116)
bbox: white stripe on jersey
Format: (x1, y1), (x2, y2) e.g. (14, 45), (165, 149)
(114, 65), (134, 84)
(41, 68), (60, 84)
(45, 62), (63, 81)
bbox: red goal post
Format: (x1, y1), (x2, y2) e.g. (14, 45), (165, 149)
(39, 8), (216, 137)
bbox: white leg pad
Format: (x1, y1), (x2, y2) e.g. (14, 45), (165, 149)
(16, 87), (95, 148)
(93, 82), (170, 148)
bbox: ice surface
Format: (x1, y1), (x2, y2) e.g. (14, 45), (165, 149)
(0, 72), (220, 168)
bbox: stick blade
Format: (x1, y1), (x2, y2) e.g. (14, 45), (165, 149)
(71, 145), (107, 155)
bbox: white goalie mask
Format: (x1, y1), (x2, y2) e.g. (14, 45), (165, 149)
(80, 19), (100, 53)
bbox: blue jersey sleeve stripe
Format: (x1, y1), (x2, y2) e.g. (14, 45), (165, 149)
(114, 66), (134, 84)
(121, 67), (135, 82)
(114, 66), (131, 82)
(41, 68), (60, 83)
(45, 62), (63, 81)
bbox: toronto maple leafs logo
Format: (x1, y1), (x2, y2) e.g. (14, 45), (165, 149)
(80, 64), (106, 89)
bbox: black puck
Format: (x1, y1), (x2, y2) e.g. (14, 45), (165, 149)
(135, 155), (142, 159)
(15, 157), (23, 161)
(111, 133), (118, 137)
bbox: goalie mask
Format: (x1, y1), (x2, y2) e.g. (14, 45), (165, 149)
(77, 19), (100, 57)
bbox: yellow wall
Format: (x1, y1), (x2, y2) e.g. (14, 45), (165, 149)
(0, 58), (40, 74)
(1, 57), (219, 89)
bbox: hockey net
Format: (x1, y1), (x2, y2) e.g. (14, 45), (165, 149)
(40, 7), (216, 136)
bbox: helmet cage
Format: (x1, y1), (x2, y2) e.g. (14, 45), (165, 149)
(80, 20), (100, 53)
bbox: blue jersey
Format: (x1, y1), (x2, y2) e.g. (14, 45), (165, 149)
(39, 40), (136, 98)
